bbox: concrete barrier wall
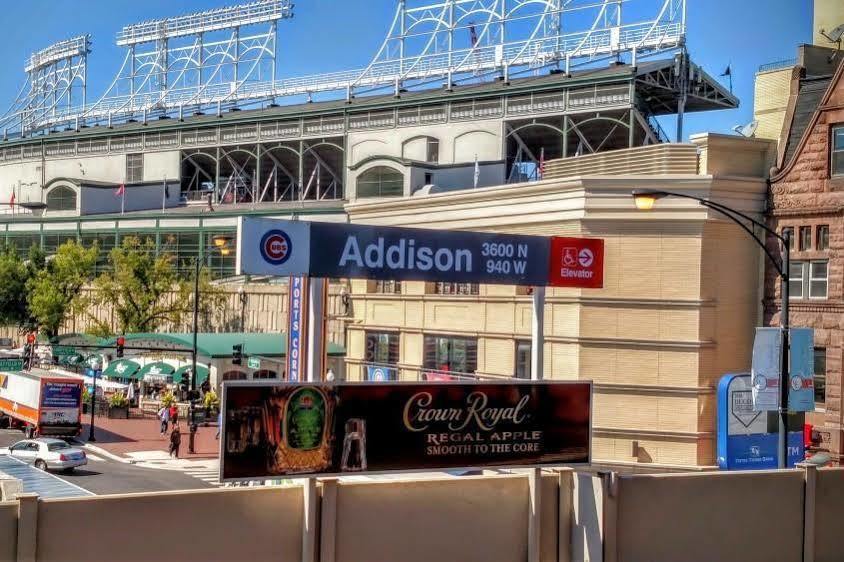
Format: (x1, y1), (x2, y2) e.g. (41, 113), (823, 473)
(326, 474), (560, 562)
(35, 487), (303, 562)
(612, 470), (805, 562)
(0, 501), (17, 562)
(812, 468), (844, 562)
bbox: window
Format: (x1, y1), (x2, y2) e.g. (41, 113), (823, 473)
(365, 332), (400, 365)
(252, 370), (278, 380)
(799, 226), (812, 251)
(126, 153), (144, 183)
(814, 348), (826, 408)
(515, 341), (531, 379)
(790, 260), (828, 299)
(47, 442), (71, 452)
(809, 261), (828, 299)
(222, 371), (247, 381)
(782, 227), (794, 250)
(45, 186), (77, 211)
(424, 172), (433, 185)
(426, 138), (439, 163)
(817, 225), (829, 251)
(435, 282), (479, 295)
(357, 167), (404, 198)
(423, 335), (478, 374)
(832, 125), (844, 176)
(373, 280), (402, 294)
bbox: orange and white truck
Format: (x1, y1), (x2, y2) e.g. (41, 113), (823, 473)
(0, 365), (83, 438)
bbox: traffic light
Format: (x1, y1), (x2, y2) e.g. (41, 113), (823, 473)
(116, 336), (125, 359)
(232, 344), (243, 365)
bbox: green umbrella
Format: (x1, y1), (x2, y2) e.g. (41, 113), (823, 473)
(173, 364), (210, 386)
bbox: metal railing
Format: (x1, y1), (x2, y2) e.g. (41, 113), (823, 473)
(758, 58), (797, 74)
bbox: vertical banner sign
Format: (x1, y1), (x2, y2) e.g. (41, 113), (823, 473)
(287, 276), (309, 382)
(751, 327), (782, 411)
(788, 328), (815, 412)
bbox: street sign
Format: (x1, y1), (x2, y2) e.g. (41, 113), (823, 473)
(220, 380), (592, 481)
(248, 357), (261, 370)
(287, 276), (308, 382)
(547, 237), (605, 288)
(51, 345), (76, 357)
(239, 218), (556, 286)
(717, 373), (804, 470)
(0, 359), (24, 372)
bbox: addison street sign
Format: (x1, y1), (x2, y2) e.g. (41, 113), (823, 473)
(220, 381), (592, 480)
(237, 217), (604, 288)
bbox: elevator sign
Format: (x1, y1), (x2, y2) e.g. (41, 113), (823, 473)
(238, 217), (605, 288)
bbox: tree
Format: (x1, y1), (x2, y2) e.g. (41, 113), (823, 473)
(27, 241), (98, 338)
(87, 236), (225, 337)
(0, 247), (31, 327)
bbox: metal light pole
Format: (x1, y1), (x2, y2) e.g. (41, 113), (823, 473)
(188, 235), (232, 454)
(87, 356), (102, 442)
(633, 190), (791, 469)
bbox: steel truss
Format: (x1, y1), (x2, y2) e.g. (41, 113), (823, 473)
(181, 139), (344, 204)
(0, 0), (684, 136)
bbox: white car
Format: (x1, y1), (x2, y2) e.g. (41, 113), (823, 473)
(0, 438), (87, 472)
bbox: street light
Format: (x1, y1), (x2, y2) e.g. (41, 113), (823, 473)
(632, 189), (792, 469)
(187, 234), (233, 454)
(87, 355), (103, 443)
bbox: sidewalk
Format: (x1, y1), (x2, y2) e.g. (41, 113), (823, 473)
(79, 412), (221, 460)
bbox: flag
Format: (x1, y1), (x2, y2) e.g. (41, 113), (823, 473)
(115, 183), (125, 215)
(538, 147), (545, 180)
(720, 64), (731, 77)
(473, 155), (480, 188)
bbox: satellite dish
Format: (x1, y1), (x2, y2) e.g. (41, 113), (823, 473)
(732, 120), (759, 138)
(820, 23), (844, 44)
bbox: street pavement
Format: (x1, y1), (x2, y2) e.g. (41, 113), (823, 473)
(0, 429), (214, 496)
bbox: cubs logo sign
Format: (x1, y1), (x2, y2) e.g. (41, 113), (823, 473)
(260, 230), (293, 266)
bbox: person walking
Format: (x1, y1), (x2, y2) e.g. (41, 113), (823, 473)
(169, 425), (182, 458)
(169, 403), (179, 426)
(158, 404), (170, 435)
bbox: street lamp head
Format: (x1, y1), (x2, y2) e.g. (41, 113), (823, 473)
(220, 247), (232, 256)
(212, 235), (232, 248)
(632, 190), (667, 211)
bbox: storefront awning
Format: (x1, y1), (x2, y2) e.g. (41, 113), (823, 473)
(102, 359), (142, 380)
(173, 364), (210, 386)
(137, 361), (175, 383)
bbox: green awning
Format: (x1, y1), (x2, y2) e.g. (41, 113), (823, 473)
(173, 365), (210, 386)
(137, 362), (175, 381)
(60, 354), (86, 366)
(102, 359), (141, 379)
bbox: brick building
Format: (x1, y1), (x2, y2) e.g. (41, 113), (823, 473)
(766, 45), (844, 460)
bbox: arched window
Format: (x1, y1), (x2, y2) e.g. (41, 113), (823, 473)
(46, 186), (77, 211)
(357, 167), (404, 198)
(222, 370), (248, 381)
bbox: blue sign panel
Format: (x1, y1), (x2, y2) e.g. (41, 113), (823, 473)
(239, 218), (551, 286)
(788, 328), (815, 412)
(286, 277), (307, 382)
(717, 373), (804, 470)
(366, 365), (398, 381)
(41, 382), (81, 409)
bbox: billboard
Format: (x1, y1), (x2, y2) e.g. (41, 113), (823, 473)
(220, 381), (592, 481)
(717, 373), (804, 470)
(237, 217), (604, 289)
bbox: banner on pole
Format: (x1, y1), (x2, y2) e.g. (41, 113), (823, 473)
(286, 276), (309, 382)
(751, 327), (782, 412)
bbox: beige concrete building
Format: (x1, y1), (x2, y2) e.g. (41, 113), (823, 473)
(341, 134), (775, 470)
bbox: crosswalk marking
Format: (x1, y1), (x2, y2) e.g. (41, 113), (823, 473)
(183, 467), (220, 485)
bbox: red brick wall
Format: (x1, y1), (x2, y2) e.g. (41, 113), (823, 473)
(767, 75), (844, 459)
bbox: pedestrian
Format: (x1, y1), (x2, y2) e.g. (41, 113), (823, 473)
(169, 425), (181, 458)
(158, 404), (170, 435)
(169, 403), (179, 426)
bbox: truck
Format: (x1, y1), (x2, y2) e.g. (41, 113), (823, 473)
(0, 367), (83, 438)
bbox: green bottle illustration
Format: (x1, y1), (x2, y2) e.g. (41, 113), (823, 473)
(285, 388), (326, 450)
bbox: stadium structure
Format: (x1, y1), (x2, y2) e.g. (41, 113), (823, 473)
(0, 0), (735, 278)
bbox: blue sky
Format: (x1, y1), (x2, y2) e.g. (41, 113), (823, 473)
(0, 0), (812, 139)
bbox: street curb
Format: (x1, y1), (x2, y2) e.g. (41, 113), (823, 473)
(80, 443), (131, 464)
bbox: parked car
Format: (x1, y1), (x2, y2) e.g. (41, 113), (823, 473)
(0, 438), (87, 472)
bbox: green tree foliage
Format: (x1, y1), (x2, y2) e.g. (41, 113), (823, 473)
(0, 246), (35, 327)
(26, 241), (98, 338)
(87, 236), (225, 337)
